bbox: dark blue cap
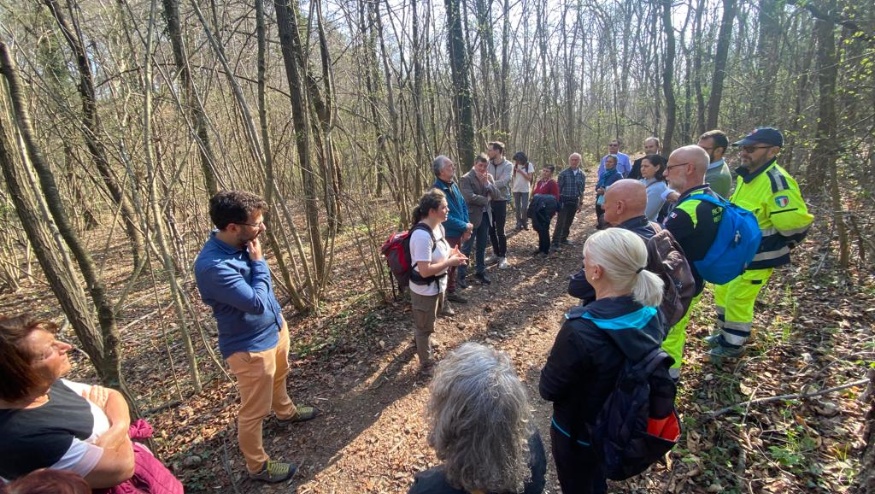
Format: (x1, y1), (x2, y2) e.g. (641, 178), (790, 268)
(733, 127), (783, 147)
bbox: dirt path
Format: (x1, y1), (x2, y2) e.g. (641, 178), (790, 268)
(239, 222), (589, 493)
(177, 218), (592, 493)
(142, 200), (868, 494)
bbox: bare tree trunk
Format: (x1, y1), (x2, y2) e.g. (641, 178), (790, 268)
(707, 0), (738, 130)
(0, 42), (134, 409)
(753, 0), (780, 122)
(274, 0), (326, 298)
(42, 0), (145, 271)
(661, 0), (677, 153)
(810, 1), (848, 268)
(446, 0), (476, 171)
(692, 0), (706, 136)
(161, 0), (220, 198)
(142, 0), (201, 392)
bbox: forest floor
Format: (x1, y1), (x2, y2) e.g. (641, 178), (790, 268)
(5, 192), (871, 493)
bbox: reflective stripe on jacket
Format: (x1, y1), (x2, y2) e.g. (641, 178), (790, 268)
(732, 160), (813, 269)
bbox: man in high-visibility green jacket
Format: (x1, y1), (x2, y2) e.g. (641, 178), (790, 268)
(708, 127), (814, 362)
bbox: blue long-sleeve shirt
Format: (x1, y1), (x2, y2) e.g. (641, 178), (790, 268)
(194, 232), (283, 358)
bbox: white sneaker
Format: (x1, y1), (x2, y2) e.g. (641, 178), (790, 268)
(485, 255), (498, 265)
(498, 257), (509, 269)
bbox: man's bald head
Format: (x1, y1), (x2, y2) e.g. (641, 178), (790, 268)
(603, 179), (647, 226)
(665, 145), (710, 193)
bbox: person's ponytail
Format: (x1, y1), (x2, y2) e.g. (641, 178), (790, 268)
(632, 269), (664, 308)
(411, 205), (424, 226)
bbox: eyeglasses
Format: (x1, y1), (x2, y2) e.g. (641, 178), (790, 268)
(740, 145), (772, 153)
(237, 221), (264, 228)
(665, 162), (690, 171)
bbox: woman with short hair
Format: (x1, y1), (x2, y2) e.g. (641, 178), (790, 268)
(539, 229), (665, 493)
(0, 315), (182, 492)
(409, 342), (546, 494)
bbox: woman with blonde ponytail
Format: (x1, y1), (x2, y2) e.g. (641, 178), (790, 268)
(539, 228), (665, 493)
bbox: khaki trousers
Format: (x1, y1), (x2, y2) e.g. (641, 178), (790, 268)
(410, 290), (443, 364)
(226, 321), (297, 473)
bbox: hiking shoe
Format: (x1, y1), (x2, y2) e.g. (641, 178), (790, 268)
(277, 406), (318, 424)
(708, 344), (745, 364)
(704, 333), (723, 348)
(485, 255), (498, 265)
(475, 272), (491, 285)
(498, 257), (509, 269)
(249, 460), (296, 483)
(457, 278), (469, 290)
(446, 291), (468, 303)
(551, 243), (561, 251)
(439, 303), (455, 316)
(561, 240), (572, 246)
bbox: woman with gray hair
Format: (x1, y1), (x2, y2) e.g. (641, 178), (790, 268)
(540, 228), (664, 493)
(409, 343), (546, 494)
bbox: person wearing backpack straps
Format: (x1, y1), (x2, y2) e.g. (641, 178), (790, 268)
(706, 128), (813, 362)
(409, 189), (468, 374)
(661, 146), (722, 379)
(540, 228), (665, 494)
(567, 180), (695, 378)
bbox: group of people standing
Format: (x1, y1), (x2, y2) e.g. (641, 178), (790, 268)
(406, 127), (813, 493)
(0, 126), (813, 493)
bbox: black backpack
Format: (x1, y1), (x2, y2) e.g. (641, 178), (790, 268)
(588, 346), (681, 481)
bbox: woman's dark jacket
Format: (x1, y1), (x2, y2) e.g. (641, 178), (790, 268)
(538, 296), (663, 444)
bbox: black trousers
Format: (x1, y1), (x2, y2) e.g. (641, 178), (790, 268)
(553, 201), (577, 245)
(489, 200), (507, 257)
(536, 227), (551, 254)
(595, 203), (606, 229)
(551, 427), (607, 494)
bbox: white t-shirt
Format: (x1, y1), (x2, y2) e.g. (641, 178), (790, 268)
(512, 162), (535, 193)
(409, 223), (450, 297)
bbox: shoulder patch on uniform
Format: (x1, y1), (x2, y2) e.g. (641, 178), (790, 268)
(775, 195), (790, 208)
(767, 167), (790, 193)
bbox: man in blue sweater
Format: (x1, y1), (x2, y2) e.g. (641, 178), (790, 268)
(432, 156), (473, 310)
(194, 191), (316, 483)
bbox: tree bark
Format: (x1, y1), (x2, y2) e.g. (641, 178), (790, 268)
(445, 0), (476, 171)
(707, 0), (737, 130)
(161, 0), (220, 198)
(810, 1), (848, 268)
(274, 0), (326, 296)
(661, 0), (677, 153)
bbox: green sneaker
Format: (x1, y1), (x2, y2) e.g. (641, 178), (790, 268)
(249, 460), (296, 483)
(277, 406), (318, 424)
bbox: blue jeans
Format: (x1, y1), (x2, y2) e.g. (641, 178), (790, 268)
(458, 212), (489, 282)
